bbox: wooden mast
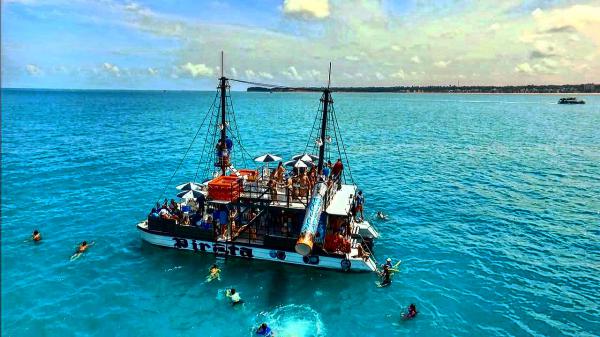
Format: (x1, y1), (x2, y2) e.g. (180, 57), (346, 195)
(317, 63), (332, 173)
(219, 51), (227, 176)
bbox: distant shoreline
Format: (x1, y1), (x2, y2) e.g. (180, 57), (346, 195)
(2, 87), (598, 95)
(247, 83), (598, 94)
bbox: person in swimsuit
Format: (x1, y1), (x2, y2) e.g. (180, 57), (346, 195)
(355, 191), (365, 221)
(77, 241), (89, 253)
(226, 288), (243, 305)
(207, 264), (221, 282)
(32, 230), (42, 242)
(256, 323), (273, 336)
(403, 304), (418, 320)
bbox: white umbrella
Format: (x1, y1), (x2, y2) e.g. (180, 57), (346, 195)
(294, 160), (308, 168)
(176, 182), (202, 191)
(177, 189), (205, 200)
(254, 154), (282, 163)
(285, 159), (314, 168)
(292, 153), (318, 162)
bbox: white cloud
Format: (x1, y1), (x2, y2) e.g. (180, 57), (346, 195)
(390, 69), (405, 79)
(230, 67), (238, 78)
(245, 69), (257, 80)
(25, 64), (41, 76)
(147, 67), (158, 75)
(180, 62), (213, 77)
(259, 71), (274, 79)
(305, 69), (322, 80)
(433, 60), (451, 68)
(281, 66), (302, 80)
(514, 63), (533, 74)
(103, 62), (121, 76)
(375, 72), (385, 80)
(391, 45), (402, 51)
(282, 0), (330, 20)
(345, 55), (359, 61)
(410, 56), (421, 64)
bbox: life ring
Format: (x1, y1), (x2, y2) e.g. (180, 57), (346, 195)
(303, 255), (319, 265)
(341, 259), (351, 272)
(277, 251), (286, 260)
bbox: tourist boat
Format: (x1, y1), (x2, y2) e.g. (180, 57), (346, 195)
(136, 61), (380, 272)
(558, 97), (585, 104)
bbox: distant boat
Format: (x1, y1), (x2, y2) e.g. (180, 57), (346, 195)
(558, 97), (585, 104)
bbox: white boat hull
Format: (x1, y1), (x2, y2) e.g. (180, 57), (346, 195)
(137, 222), (377, 272)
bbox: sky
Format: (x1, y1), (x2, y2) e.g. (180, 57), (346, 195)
(1, 0), (599, 90)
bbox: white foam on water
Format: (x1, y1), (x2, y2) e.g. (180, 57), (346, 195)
(252, 304), (325, 337)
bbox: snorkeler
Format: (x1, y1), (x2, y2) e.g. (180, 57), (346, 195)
(207, 264), (221, 282)
(226, 288), (243, 305)
(403, 304), (418, 320)
(256, 323), (273, 336)
(32, 230), (42, 242)
(381, 258), (401, 273)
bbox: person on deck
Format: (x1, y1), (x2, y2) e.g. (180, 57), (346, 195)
(300, 171), (309, 200)
(331, 158), (343, 180)
(196, 193), (206, 216)
(190, 209), (203, 227)
(268, 178), (278, 204)
(275, 162), (285, 184)
(228, 208), (238, 237)
(355, 191), (365, 221)
(159, 206), (172, 219)
(169, 199), (178, 212)
(323, 160), (332, 178)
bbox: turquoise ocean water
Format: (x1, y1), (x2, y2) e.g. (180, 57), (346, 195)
(2, 89), (599, 336)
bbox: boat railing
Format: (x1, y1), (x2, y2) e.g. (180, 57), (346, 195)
(237, 178), (310, 208)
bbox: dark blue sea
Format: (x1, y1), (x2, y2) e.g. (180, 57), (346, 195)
(2, 89), (599, 336)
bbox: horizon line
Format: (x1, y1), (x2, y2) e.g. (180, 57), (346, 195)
(1, 82), (596, 92)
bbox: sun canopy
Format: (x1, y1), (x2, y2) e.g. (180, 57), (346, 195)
(176, 182), (202, 191)
(177, 189), (205, 200)
(284, 159), (314, 168)
(292, 153), (318, 162)
(254, 154), (282, 163)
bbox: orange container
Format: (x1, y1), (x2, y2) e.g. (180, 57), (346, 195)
(208, 176), (241, 201)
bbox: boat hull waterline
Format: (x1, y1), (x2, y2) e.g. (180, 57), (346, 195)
(137, 222), (377, 272)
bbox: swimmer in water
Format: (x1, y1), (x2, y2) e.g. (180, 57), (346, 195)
(70, 241), (93, 261)
(226, 288), (243, 305)
(403, 304), (418, 320)
(376, 211), (388, 220)
(256, 323), (273, 336)
(379, 264), (392, 287)
(207, 264), (221, 282)
(77, 241), (89, 253)
(32, 230), (42, 242)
